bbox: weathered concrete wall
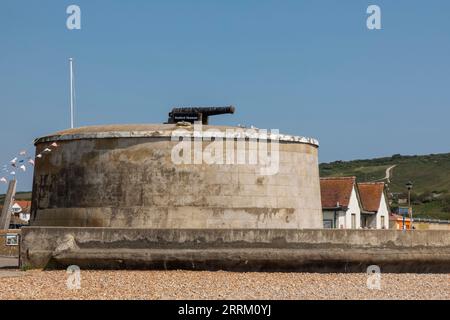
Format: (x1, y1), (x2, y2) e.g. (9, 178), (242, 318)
(415, 221), (450, 231)
(20, 227), (450, 273)
(31, 124), (322, 229)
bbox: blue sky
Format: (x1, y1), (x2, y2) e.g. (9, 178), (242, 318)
(1, 0), (450, 191)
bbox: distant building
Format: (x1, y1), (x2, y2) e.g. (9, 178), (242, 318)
(358, 182), (390, 229)
(9, 200), (31, 228)
(320, 177), (390, 229)
(390, 213), (411, 230)
(320, 177), (361, 229)
(11, 200), (30, 213)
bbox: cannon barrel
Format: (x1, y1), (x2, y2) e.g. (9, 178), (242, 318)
(168, 106), (235, 124)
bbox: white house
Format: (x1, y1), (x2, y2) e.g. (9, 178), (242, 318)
(9, 201), (31, 226)
(358, 182), (390, 229)
(320, 177), (361, 229)
(11, 203), (23, 214)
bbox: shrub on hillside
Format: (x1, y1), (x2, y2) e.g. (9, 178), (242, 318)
(441, 196), (450, 213)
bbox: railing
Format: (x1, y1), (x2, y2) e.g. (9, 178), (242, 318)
(413, 218), (450, 224)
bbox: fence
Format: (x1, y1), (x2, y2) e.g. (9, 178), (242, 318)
(413, 218), (450, 224)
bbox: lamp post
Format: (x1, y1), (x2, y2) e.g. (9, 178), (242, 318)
(69, 58), (74, 129)
(406, 181), (413, 230)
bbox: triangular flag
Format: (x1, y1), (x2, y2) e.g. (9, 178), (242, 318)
(44, 148), (51, 152)
(28, 159), (35, 166)
(20, 165), (26, 172)
(10, 171), (16, 175)
(51, 142), (59, 147)
(0, 177), (7, 183)
(36, 154), (43, 158)
(19, 150), (27, 155)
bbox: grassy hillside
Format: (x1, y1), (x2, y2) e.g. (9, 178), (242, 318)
(320, 153), (450, 219)
(0, 191), (32, 205)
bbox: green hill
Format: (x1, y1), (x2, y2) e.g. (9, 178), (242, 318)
(0, 191), (32, 205)
(320, 153), (450, 220)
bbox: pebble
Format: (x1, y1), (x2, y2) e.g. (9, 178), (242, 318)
(0, 270), (448, 300)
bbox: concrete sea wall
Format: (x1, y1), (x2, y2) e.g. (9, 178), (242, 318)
(20, 227), (450, 273)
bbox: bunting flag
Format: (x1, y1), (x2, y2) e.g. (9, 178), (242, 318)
(0, 141), (59, 187)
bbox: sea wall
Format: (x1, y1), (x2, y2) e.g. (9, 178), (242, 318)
(20, 227), (450, 273)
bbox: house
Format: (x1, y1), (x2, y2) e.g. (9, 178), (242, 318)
(320, 177), (390, 229)
(320, 177), (361, 229)
(11, 200), (31, 214)
(358, 182), (390, 229)
(9, 200), (31, 228)
(390, 213), (412, 230)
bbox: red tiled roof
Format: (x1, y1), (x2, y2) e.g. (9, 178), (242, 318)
(320, 177), (356, 209)
(358, 182), (385, 212)
(13, 200), (31, 212)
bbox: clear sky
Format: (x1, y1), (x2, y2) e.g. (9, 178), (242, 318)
(1, 0), (450, 191)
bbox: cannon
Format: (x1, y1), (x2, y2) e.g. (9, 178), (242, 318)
(167, 106), (235, 125)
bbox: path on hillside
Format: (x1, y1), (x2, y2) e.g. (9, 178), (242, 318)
(383, 165), (397, 183)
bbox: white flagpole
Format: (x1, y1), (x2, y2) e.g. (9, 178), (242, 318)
(69, 58), (74, 129)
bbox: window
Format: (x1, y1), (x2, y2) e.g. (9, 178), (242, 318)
(351, 214), (356, 229)
(6, 234), (19, 246)
(381, 216), (385, 229)
(361, 216), (367, 228)
(323, 220), (333, 229)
